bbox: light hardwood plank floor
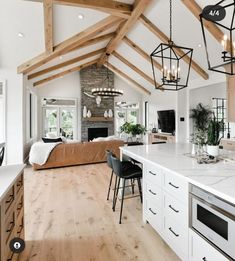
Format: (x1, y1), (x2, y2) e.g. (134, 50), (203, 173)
(20, 163), (180, 261)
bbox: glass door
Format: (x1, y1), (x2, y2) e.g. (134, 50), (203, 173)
(43, 107), (76, 140)
(60, 108), (75, 140)
(43, 108), (59, 138)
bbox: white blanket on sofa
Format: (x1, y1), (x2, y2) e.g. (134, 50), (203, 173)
(29, 141), (62, 166)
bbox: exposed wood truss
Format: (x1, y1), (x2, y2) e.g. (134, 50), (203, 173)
(33, 59), (98, 86)
(28, 48), (105, 80)
(28, 0), (133, 19)
(123, 36), (162, 71)
(112, 51), (158, 87)
(99, 0), (152, 64)
(43, 0), (53, 53)
(107, 63), (151, 95)
(18, 15), (122, 74)
(181, 0), (224, 43)
(139, 15), (209, 80)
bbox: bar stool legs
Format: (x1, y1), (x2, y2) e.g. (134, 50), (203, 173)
(137, 178), (142, 203)
(107, 170), (113, 200)
(119, 178), (126, 224)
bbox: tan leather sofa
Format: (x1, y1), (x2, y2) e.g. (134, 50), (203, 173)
(33, 140), (124, 170)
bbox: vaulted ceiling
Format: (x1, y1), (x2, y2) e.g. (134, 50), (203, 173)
(1, 0), (227, 95)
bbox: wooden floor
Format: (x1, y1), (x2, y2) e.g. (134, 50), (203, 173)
(19, 163), (180, 261)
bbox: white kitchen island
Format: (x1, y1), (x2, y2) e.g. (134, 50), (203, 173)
(120, 143), (235, 261)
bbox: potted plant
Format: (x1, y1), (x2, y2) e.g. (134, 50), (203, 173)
(207, 117), (223, 157)
(190, 103), (212, 154)
(129, 124), (146, 141)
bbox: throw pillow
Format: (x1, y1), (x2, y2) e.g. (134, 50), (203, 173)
(42, 137), (62, 143)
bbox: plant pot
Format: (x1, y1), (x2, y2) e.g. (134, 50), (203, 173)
(207, 145), (219, 157)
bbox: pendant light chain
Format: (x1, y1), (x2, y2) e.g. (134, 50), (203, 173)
(169, 0), (172, 41)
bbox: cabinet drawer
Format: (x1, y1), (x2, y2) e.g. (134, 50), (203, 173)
(146, 163), (162, 187)
(15, 173), (23, 195)
(4, 211), (15, 244)
(164, 216), (188, 260)
(145, 182), (162, 207)
(164, 193), (188, 226)
(189, 229), (228, 261)
(145, 199), (162, 232)
(164, 171), (188, 203)
(16, 194), (23, 219)
(4, 186), (15, 215)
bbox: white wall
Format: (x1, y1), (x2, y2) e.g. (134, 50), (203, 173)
(35, 72), (81, 140)
(188, 82), (235, 138)
(0, 70), (23, 164)
(142, 90), (177, 132)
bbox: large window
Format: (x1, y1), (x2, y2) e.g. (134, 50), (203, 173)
(115, 102), (139, 134)
(26, 90), (37, 142)
(42, 98), (77, 140)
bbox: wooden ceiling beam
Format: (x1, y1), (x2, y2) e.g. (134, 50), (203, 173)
(123, 36), (162, 71)
(68, 32), (115, 53)
(107, 63), (151, 95)
(181, 0), (224, 43)
(139, 14), (209, 80)
(113, 51), (159, 87)
(18, 16), (122, 74)
(33, 59), (98, 86)
(43, 0), (53, 53)
(28, 48), (105, 80)
(99, 0), (152, 64)
(27, 0), (132, 19)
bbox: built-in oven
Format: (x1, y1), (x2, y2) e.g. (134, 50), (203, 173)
(189, 184), (235, 260)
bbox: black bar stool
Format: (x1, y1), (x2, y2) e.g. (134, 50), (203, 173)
(106, 150), (137, 201)
(111, 155), (142, 224)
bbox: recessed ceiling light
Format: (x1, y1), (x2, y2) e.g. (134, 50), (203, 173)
(78, 13), (84, 20)
(198, 43), (202, 48)
(18, 32), (24, 38)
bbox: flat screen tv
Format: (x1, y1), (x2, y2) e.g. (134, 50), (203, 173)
(157, 110), (175, 134)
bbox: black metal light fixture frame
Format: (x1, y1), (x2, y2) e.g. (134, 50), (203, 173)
(200, 0), (235, 75)
(91, 54), (123, 97)
(150, 0), (193, 91)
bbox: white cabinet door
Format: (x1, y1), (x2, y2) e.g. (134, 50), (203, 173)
(189, 229), (229, 261)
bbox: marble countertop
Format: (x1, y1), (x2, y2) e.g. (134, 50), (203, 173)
(0, 164), (25, 201)
(121, 143), (235, 205)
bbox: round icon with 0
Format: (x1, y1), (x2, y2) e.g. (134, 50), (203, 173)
(9, 238), (25, 253)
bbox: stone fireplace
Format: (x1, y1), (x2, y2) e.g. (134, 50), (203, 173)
(80, 64), (114, 141)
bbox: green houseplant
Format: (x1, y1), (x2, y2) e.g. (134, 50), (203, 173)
(190, 103), (212, 147)
(129, 124), (146, 136)
(207, 117), (223, 157)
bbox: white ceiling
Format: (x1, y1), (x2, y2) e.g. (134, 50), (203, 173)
(0, 0), (227, 91)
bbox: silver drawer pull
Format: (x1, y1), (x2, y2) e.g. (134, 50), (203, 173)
(169, 205), (179, 213)
(169, 182), (179, 189)
(168, 227), (179, 237)
(149, 189), (156, 195)
(149, 208), (156, 215)
(149, 171), (157, 176)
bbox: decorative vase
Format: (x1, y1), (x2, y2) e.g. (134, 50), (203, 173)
(191, 144), (196, 156)
(83, 106), (87, 118)
(87, 110), (91, 118)
(207, 145), (219, 157)
(108, 109), (113, 118)
(104, 110), (108, 118)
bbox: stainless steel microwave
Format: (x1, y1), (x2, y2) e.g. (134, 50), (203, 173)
(189, 184), (235, 260)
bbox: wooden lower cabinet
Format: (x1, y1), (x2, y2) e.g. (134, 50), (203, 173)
(0, 171), (24, 261)
(148, 133), (175, 144)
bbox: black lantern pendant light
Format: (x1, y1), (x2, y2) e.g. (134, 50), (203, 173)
(91, 54), (123, 97)
(200, 0), (235, 75)
(150, 0), (193, 91)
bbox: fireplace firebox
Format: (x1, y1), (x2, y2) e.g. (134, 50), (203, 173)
(88, 127), (108, 141)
